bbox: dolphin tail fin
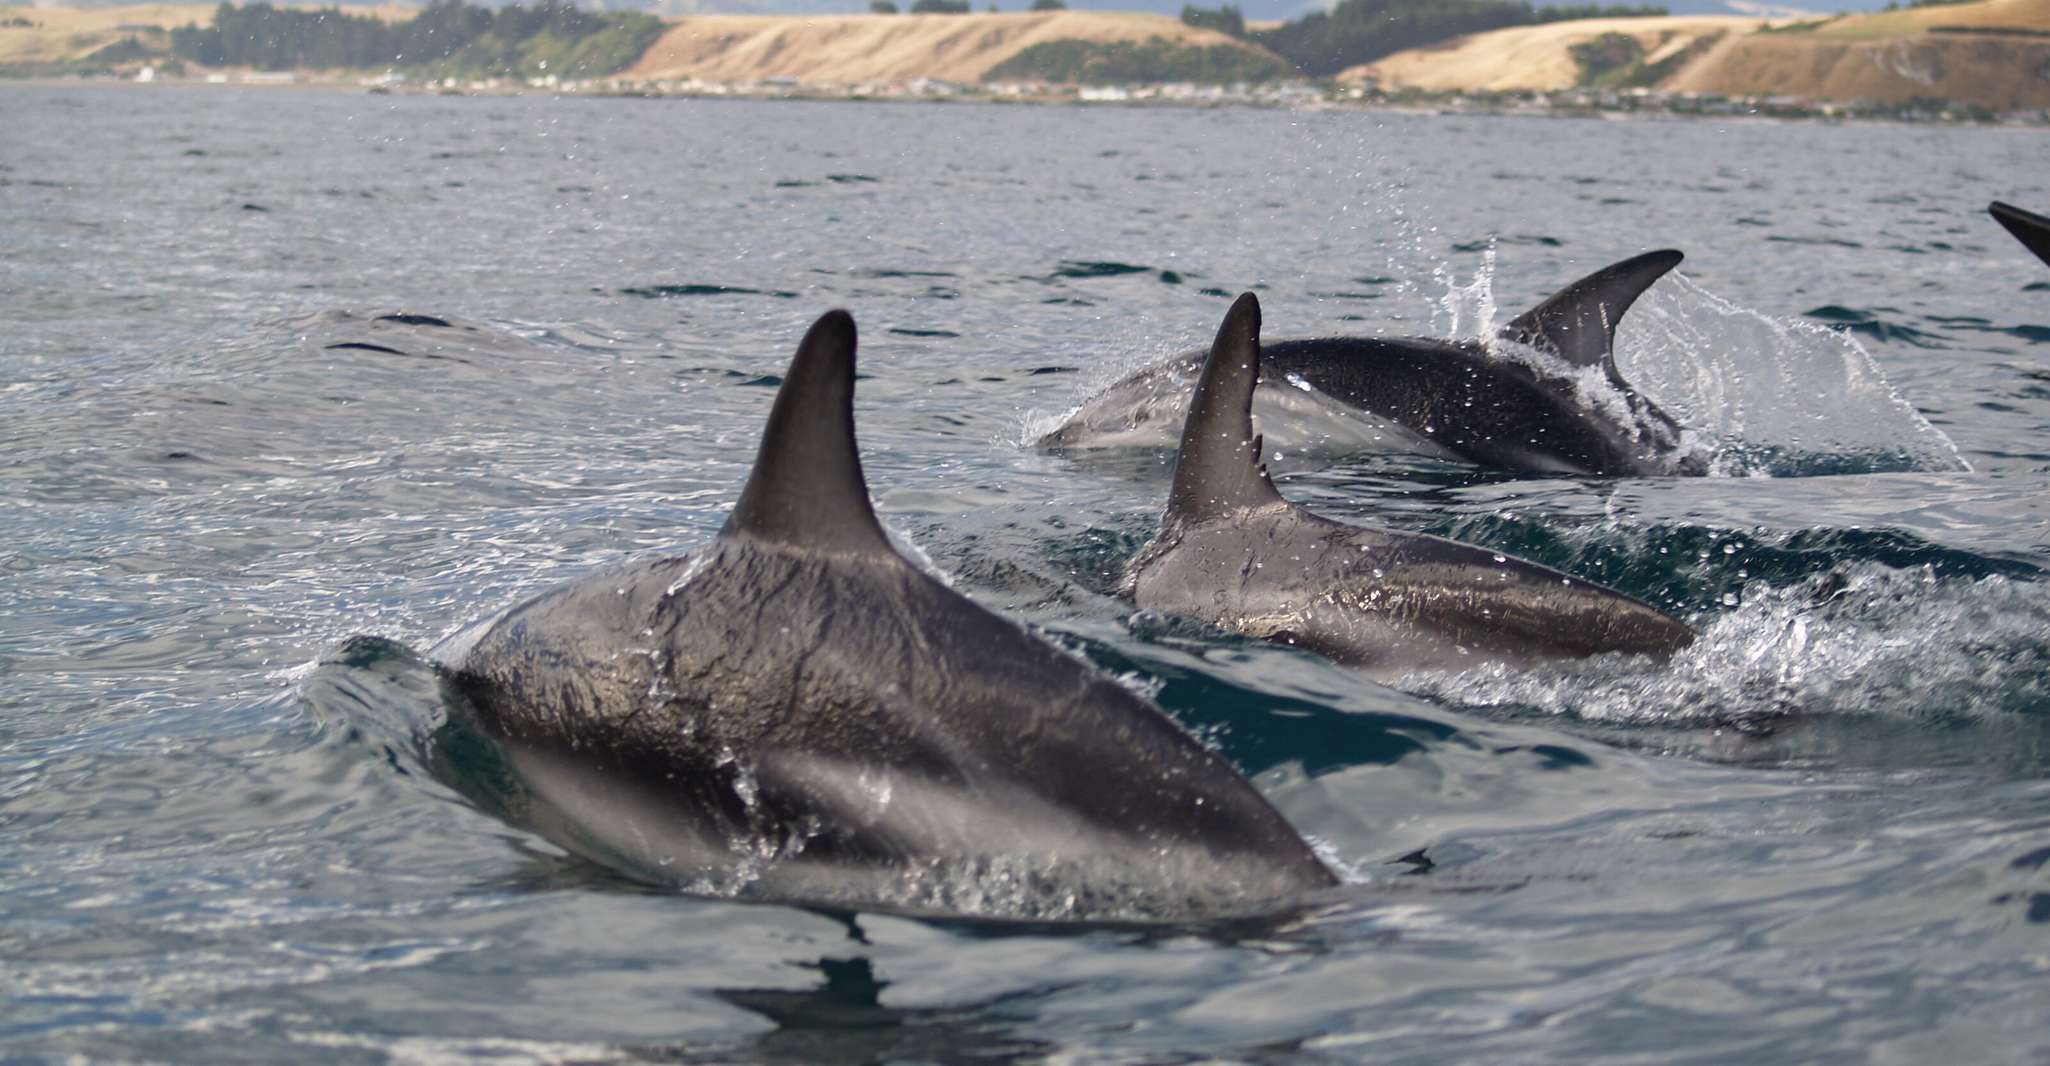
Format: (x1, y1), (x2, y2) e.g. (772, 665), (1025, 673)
(1166, 293), (1288, 524)
(721, 310), (893, 555)
(1990, 201), (2050, 268)
(1500, 249), (1682, 386)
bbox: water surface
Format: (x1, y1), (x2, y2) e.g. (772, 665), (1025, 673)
(4, 85), (2049, 1063)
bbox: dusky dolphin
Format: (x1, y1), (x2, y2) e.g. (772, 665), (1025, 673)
(435, 310), (1336, 921)
(1990, 201), (2050, 269)
(1125, 293), (1697, 682)
(1042, 251), (1707, 476)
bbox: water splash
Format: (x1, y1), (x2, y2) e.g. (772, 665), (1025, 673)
(1618, 276), (1969, 476)
(1407, 563), (2050, 739)
(1408, 261), (1966, 477)
(1429, 245), (1500, 341)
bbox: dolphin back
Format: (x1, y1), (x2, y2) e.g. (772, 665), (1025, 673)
(441, 309), (1336, 921)
(1132, 293), (1697, 679)
(1042, 251), (1702, 476)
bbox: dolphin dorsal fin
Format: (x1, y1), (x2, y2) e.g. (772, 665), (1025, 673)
(1166, 293), (1288, 525)
(1991, 201), (2050, 269)
(721, 310), (892, 555)
(1501, 250), (1682, 383)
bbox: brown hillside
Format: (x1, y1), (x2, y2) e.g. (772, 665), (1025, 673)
(0, 4), (214, 67)
(1667, 32), (2050, 107)
(620, 11), (1269, 86)
(1343, 0), (2050, 107)
(0, 3), (418, 69)
(1341, 16), (1761, 92)
(1666, 0), (2050, 107)
(1794, 0), (2050, 38)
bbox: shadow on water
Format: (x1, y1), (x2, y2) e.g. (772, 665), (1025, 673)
(630, 956), (1058, 1066)
(1072, 627), (1467, 779)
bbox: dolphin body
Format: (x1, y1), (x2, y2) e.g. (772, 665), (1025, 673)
(1991, 201), (2050, 270)
(1042, 251), (1706, 476)
(1126, 294), (1697, 682)
(435, 311), (1336, 921)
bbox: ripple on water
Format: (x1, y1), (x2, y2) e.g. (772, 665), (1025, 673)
(7, 88), (2050, 1065)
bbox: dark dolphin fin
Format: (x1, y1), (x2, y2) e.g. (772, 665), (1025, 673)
(721, 310), (892, 555)
(1990, 201), (2050, 269)
(1501, 249), (1683, 385)
(1166, 293), (1289, 524)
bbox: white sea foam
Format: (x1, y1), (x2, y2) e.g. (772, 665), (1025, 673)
(1405, 563), (2049, 728)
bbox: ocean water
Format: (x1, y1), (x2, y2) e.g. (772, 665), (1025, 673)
(3, 84), (2048, 1063)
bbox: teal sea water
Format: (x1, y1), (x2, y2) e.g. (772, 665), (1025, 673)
(4, 84), (2049, 1062)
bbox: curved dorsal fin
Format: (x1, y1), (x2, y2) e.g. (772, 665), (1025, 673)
(1166, 293), (1288, 525)
(721, 310), (892, 555)
(1500, 249), (1682, 382)
(1991, 201), (2050, 268)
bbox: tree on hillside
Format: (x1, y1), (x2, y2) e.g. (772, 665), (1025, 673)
(987, 36), (1291, 83)
(1181, 5), (1245, 37)
(871, 0), (899, 11)
(1031, 0), (1065, 10)
(910, 0), (971, 11)
(170, 0), (664, 77)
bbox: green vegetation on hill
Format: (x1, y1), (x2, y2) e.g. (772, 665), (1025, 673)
(1571, 27), (1723, 87)
(168, 0), (665, 78)
(1180, 4), (1245, 37)
(986, 35), (1292, 83)
(1250, 0), (1669, 78)
(1570, 29), (1642, 82)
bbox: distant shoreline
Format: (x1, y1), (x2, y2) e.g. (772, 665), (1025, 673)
(10, 71), (2046, 129)
(8, 2), (2049, 120)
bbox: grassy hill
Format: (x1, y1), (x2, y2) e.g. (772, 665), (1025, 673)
(1343, 15), (1759, 91)
(619, 11), (1276, 86)
(1667, 0), (2050, 106)
(1344, 0), (2050, 106)
(0, 3), (216, 74)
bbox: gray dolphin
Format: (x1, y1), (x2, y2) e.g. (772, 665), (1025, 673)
(1042, 251), (1706, 476)
(435, 310), (1336, 921)
(1990, 201), (2050, 270)
(1125, 293), (1697, 682)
